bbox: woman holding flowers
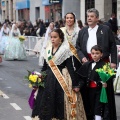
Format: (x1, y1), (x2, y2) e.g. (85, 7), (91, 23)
(4, 24), (27, 60)
(32, 29), (86, 120)
(77, 45), (117, 120)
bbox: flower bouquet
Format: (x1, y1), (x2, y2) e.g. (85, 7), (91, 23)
(96, 63), (116, 103)
(19, 35), (25, 42)
(24, 70), (46, 109)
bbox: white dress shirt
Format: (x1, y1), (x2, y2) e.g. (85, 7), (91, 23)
(87, 25), (98, 53)
(92, 62), (96, 70)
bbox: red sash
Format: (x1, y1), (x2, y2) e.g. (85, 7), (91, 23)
(89, 81), (97, 88)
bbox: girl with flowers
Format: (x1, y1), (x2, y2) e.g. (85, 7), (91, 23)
(77, 45), (117, 120)
(4, 24), (27, 60)
(32, 29), (86, 120)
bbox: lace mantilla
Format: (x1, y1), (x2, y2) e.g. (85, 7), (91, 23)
(61, 21), (80, 46)
(45, 40), (72, 65)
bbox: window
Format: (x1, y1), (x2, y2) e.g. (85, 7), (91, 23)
(85, 0), (95, 21)
(85, 0), (95, 10)
(112, 0), (117, 15)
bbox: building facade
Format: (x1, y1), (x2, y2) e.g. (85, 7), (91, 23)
(30, 0), (62, 23)
(0, 0), (2, 21)
(30, 0), (45, 23)
(1, 0), (119, 27)
(1, 0), (16, 23)
(80, 0), (118, 25)
(62, 0), (80, 20)
(16, 0), (30, 21)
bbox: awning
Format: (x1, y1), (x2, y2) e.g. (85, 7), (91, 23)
(16, 0), (30, 10)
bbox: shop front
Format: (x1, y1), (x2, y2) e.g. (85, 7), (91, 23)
(16, 0), (30, 21)
(42, 0), (62, 22)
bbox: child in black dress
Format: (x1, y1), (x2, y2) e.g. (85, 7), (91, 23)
(77, 45), (117, 120)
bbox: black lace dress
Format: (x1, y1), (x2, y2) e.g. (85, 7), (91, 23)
(32, 55), (77, 120)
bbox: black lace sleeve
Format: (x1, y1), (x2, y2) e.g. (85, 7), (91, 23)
(65, 57), (78, 87)
(41, 60), (48, 72)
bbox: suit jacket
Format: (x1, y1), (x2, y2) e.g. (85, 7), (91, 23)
(76, 24), (117, 64)
(77, 60), (117, 120)
(77, 60), (105, 88)
(108, 18), (118, 34)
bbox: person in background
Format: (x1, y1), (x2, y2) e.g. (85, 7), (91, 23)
(0, 23), (10, 54)
(4, 24), (27, 60)
(99, 18), (112, 30)
(78, 20), (83, 30)
(39, 22), (55, 66)
(39, 21), (46, 37)
(108, 13), (118, 35)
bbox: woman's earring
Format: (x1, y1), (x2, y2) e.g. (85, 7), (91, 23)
(59, 40), (62, 44)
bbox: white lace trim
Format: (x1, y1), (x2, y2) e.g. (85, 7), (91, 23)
(45, 40), (72, 65)
(61, 20), (80, 46)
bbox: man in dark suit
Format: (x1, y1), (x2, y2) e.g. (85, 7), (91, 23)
(76, 8), (117, 120)
(108, 13), (118, 35)
(76, 8), (117, 69)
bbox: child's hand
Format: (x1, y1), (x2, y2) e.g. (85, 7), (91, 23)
(102, 82), (107, 88)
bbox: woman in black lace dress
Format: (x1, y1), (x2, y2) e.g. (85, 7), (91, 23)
(32, 29), (86, 120)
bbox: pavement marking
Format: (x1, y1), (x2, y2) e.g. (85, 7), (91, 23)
(0, 90), (9, 99)
(0, 90), (2, 95)
(0, 78), (3, 80)
(10, 103), (22, 110)
(24, 116), (32, 120)
(6, 87), (12, 89)
(2, 93), (9, 99)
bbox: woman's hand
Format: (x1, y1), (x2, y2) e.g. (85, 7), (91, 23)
(73, 87), (80, 92)
(82, 57), (88, 63)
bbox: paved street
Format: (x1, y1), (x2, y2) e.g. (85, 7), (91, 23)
(0, 55), (120, 120)
(0, 55), (40, 120)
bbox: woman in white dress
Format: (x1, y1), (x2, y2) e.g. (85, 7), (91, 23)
(0, 24), (10, 54)
(4, 24), (27, 60)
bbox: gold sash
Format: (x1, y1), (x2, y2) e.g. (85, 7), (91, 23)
(68, 41), (81, 62)
(48, 59), (77, 119)
(61, 27), (81, 62)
